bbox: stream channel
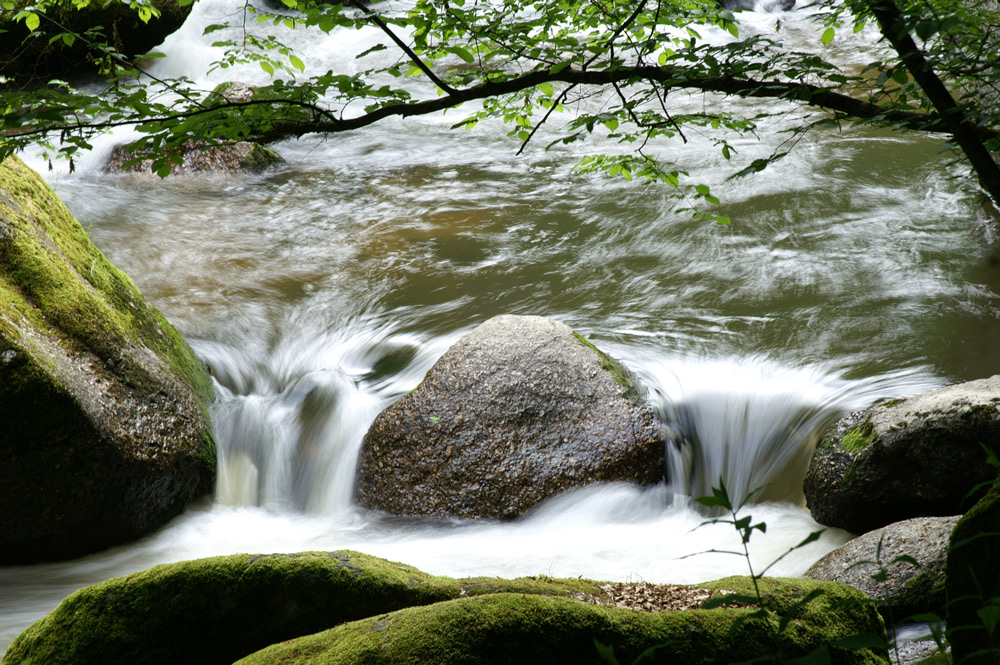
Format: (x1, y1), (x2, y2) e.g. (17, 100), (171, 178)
(3, 0), (1000, 654)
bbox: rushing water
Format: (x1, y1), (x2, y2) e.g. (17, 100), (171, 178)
(3, 0), (1000, 655)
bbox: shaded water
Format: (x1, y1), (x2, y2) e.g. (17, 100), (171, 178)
(3, 0), (1000, 654)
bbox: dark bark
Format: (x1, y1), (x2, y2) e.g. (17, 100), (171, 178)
(868, 0), (1000, 208)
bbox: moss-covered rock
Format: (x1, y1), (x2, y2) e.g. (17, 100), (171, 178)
(0, 0), (192, 89)
(236, 575), (887, 665)
(803, 380), (1000, 534)
(0, 153), (215, 564)
(946, 477), (1000, 665)
(356, 314), (666, 520)
(2, 551), (888, 665)
(2, 550), (638, 665)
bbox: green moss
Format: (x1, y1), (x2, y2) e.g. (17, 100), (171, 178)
(239, 144), (284, 173)
(237, 575), (886, 665)
(3, 551), (614, 665)
(841, 419), (877, 454)
(880, 399), (905, 409)
(4, 552), (888, 665)
(572, 332), (643, 404)
(0, 154), (214, 407)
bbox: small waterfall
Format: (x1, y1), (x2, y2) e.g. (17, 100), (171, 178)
(639, 356), (941, 508)
(193, 336), (385, 514)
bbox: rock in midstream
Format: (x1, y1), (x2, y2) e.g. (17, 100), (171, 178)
(355, 315), (667, 519)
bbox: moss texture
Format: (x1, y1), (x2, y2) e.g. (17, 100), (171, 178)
(3, 552), (888, 665)
(946, 477), (1000, 665)
(3, 551), (622, 665)
(841, 419), (877, 454)
(0, 155), (213, 403)
(0, 154), (215, 563)
(237, 573), (887, 665)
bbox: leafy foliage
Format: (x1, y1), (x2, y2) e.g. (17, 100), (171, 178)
(1, 0), (999, 211)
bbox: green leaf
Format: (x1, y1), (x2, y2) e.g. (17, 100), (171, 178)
(695, 183), (711, 197)
(538, 82), (554, 97)
(25, 12), (40, 31)
(821, 27), (835, 45)
(289, 54), (305, 71)
(550, 60), (571, 74)
(594, 639), (618, 665)
(891, 69), (908, 85)
(260, 61), (275, 75)
(452, 46), (475, 63)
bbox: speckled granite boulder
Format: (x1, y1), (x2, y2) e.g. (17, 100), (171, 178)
(105, 140), (284, 176)
(355, 315), (666, 519)
(0, 154), (215, 564)
(803, 377), (1000, 534)
(804, 515), (958, 621)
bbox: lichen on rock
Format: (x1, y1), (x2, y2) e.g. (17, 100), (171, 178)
(0, 153), (215, 564)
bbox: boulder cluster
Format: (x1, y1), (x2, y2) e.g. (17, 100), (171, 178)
(799, 378), (1000, 665)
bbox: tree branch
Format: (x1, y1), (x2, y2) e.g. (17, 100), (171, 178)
(867, 0), (1000, 207)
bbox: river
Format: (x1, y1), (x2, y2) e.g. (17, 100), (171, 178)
(3, 0), (999, 655)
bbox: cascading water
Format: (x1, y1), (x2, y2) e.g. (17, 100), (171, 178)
(3, 0), (1000, 655)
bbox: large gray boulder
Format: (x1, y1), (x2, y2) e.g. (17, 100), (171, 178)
(804, 515), (958, 621)
(355, 315), (666, 519)
(803, 377), (1000, 534)
(0, 154), (215, 564)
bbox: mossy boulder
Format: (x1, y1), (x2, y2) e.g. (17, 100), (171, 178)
(236, 575), (887, 665)
(804, 515), (958, 622)
(3, 551), (888, 665)
(2, 550), (645, 665)
(946, 477), (1000, 665)
(355, 314), (666, 520)
(803, 378), (1000, 534)
(0, 153), (215, 564)
(0, 0), (192, 89)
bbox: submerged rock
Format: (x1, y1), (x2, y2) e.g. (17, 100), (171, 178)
(804, 515), (958, 621)
(803, 378), (1000, 534)
(947, 476), (1000, 665)
(0, 0), (192, 89)
(355, 315), (666, 519)
(3, 551), (887, 665)
(0, 154), (215, 564)
(236, 576), (885, 665)
(105, 140), (284, 176)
